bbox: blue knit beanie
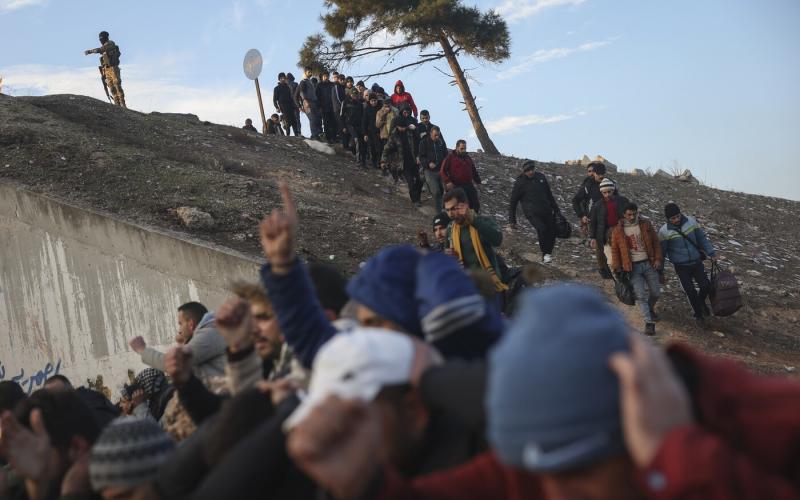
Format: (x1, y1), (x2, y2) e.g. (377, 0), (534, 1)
(487, 284), (630, 472)
(416, 252), (502, 359)
(347, 245), (423, 337)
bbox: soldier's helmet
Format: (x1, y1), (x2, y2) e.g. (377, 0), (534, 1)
(99, 31), (109, 40)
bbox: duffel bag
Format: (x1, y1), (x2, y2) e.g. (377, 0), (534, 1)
(710, 262), (742, 316)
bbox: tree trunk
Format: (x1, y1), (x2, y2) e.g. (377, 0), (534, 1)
(438, 34), (500, 155)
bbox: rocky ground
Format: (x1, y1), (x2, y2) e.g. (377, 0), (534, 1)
(2, 94), (798, 375)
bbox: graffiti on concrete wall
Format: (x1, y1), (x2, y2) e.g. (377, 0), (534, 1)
(0, 359), (63, 394)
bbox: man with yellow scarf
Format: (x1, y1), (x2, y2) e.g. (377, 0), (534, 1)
(444, 188), (508, 295)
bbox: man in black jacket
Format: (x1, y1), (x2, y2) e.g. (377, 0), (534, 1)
(362, 93), (383, 169)
(418, 126), (448, 212)
(572, 162), (616, 235)
(315, 70), (337, 143)
(273, 72), (299, 136)
(509, 161), (561, 263)
(589, 178), (629, 279)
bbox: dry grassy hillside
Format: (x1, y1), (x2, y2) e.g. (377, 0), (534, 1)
(2, 94), (798, 374)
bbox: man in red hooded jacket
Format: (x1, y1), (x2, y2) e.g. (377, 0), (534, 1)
(390, 80), (418, 118)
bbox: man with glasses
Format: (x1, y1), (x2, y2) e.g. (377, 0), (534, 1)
(610, 202), (662, 335)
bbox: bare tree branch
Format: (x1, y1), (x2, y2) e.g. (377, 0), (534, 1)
(353, 54), (448, 79)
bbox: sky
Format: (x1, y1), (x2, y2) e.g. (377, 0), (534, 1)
(2, 0), (799, 200)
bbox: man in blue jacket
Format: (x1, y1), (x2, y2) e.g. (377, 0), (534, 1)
(658, 203), (718, 325)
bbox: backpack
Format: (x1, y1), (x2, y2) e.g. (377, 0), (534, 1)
(614, 275), (636, 306)
(555, 211), (572, 239)
(709, 262), (742, 316)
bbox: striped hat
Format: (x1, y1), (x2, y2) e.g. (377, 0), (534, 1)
(599, 178), (616, 192)
(89, 416), (175, 491)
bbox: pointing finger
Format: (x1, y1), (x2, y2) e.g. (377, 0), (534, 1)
(278, 182), (297, 222)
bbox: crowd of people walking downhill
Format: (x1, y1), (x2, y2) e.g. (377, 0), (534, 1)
(2, 54), (792, 500)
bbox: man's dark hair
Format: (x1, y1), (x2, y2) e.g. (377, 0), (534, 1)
(430, 125), (440, 133)
(304, 66), (312, 72)
(624, 202), (639, 213)
(278, 72), (286, 79)
(286, 72), (295, 81)
(587, 161), (606, 175)
(321, 70), (329, 76)
(15, 389), (100, 451)
(309, 263), (349, 316)
(456, 139), (467, 148)
(444, 187), (468, 205)
(45, 374), (73, 390)
(0, 381), (26, 413)
(271, 113), (279, 119)
(420, 109), (430, 117)
(178, 302), (208, 325)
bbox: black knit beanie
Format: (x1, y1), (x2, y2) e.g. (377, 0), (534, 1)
(664, 203), (681, 219)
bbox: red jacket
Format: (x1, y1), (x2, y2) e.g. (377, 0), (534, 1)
(440, 152), (481, 187)
(378, 345), (800, 500)
(390, 80), (418, 117)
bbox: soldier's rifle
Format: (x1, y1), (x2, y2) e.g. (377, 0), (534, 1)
(98, 66), (113, 103)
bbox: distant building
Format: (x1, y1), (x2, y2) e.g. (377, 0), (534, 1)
(565, 154), (618, 173)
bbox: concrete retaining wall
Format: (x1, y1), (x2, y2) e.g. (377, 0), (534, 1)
(0, 183), (261, 395)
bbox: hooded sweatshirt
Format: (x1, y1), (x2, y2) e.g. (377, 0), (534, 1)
(390, 79), (418, 117)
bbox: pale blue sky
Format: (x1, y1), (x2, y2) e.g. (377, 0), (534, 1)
(2, 0), (798, 200)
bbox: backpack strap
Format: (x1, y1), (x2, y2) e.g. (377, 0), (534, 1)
(675, 227), (707, 259)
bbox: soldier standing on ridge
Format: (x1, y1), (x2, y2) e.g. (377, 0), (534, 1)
(84, 31), (126, 108)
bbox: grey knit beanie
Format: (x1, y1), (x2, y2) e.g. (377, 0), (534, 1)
(89, 416), (175, 491)
(487, 284), (630, 472)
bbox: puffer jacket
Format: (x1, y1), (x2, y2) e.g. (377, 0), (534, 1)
(441, 152), (481, 186)
(508, 172), (558, 224)
(588, 194), (629, 245)
(610, 217), (662, 272)
(658, 215), (716, 266)
(390, 79), (418, 117)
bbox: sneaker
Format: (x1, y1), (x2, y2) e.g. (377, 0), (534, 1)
(644, 323), (656, 336)
(543, 254), (553, 264)
(649, 308), (660, 322)
(599, 267), (613, 280)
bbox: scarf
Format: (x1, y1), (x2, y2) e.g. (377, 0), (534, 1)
(451, 223), (508, 292)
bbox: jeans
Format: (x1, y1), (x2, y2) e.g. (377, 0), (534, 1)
(630, 261), (661, 323)
(304, 107), (322, 138)
(403, 160), (423, 203)
(423, 168), (443, 212)
(673, 261), (711, 318)
(526, 213), (556, 255)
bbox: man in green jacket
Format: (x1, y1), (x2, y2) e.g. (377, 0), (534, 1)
(444, 188), (506, 293)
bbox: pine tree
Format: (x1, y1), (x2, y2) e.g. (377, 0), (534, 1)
(299, 0), (510, 155)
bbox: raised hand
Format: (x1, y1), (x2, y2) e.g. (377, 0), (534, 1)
(164, 346), (194, 388)
(0, 409), (52, 482)
(129, 336), (146, 354)
(215, 297), (254, 353)
(259, 182), (298, 274)
(609, 334), (693, 467)
(288, 396), (382, 500)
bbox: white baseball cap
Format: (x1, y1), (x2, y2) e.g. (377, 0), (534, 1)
(284, 327), (415, 430)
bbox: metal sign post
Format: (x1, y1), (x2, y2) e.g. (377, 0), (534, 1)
(243, 49), (267, 134)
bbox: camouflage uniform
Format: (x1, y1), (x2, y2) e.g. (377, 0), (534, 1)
(87, 39), (126, 108)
